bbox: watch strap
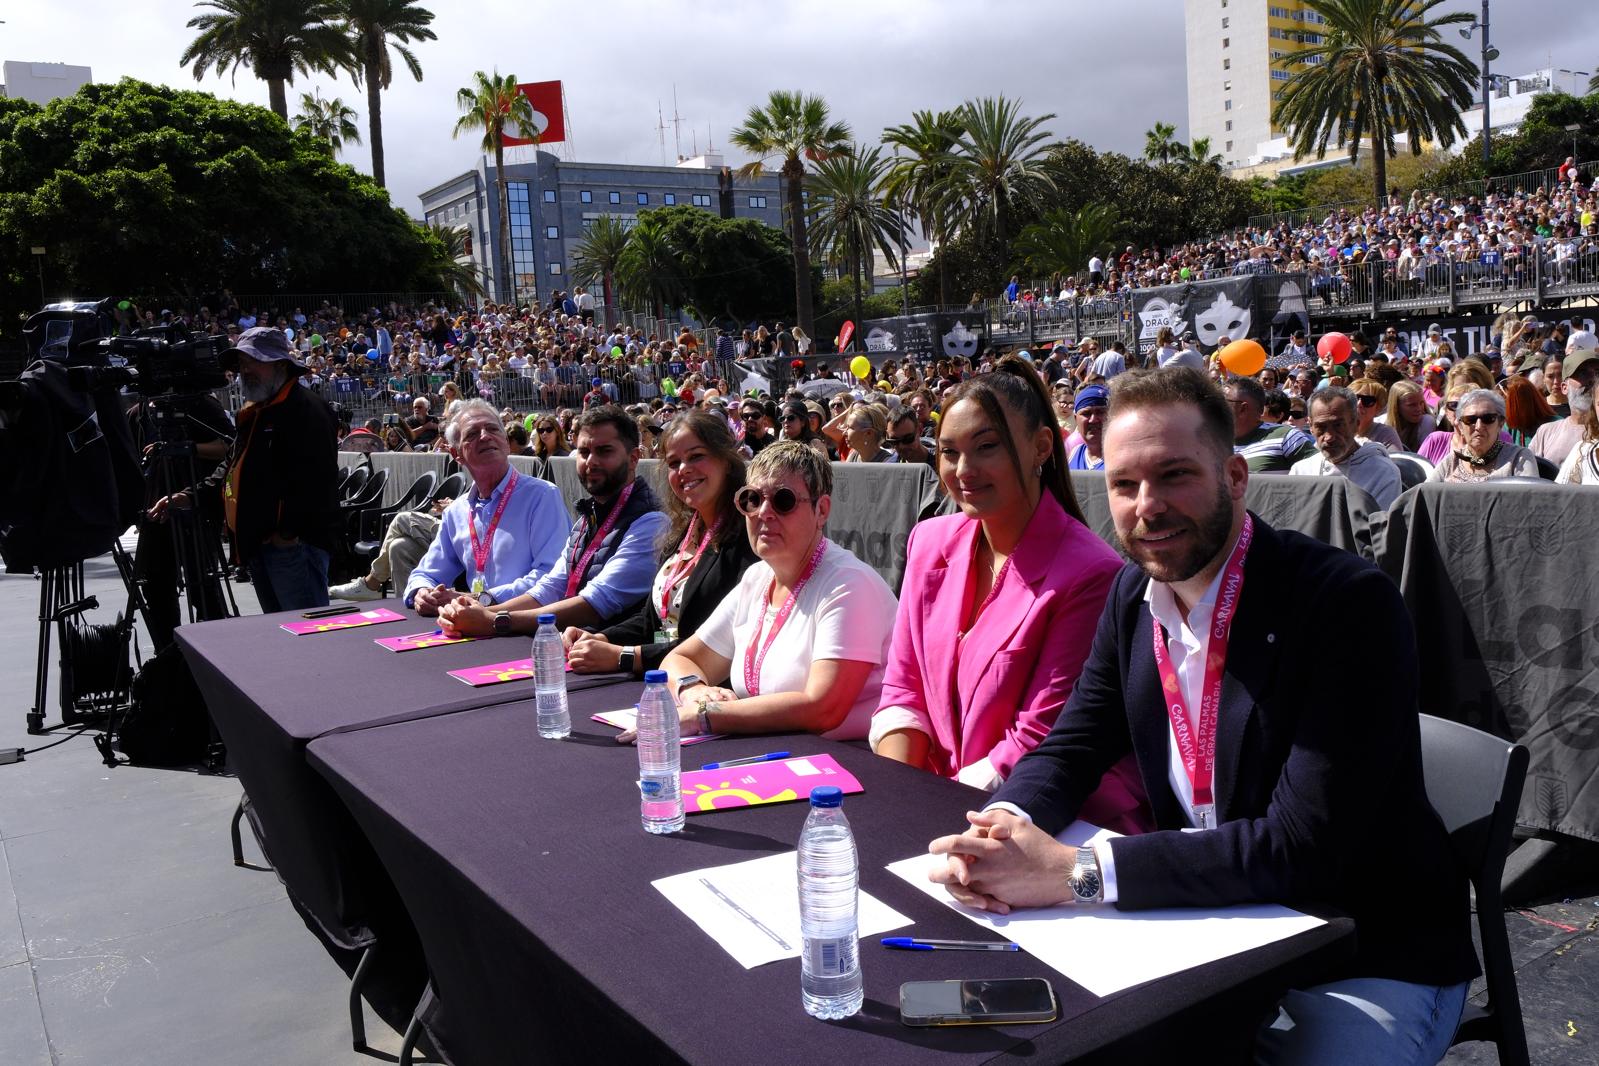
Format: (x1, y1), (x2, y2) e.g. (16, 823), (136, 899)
(493, 610), (512, 637)
(617, 647), (636, 674)
(696, 702), (713, 736)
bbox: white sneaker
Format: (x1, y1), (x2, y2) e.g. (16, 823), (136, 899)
(328, 577), (382, 601)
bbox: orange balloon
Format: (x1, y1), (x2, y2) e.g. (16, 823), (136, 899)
(1218, 338), (1267, 377)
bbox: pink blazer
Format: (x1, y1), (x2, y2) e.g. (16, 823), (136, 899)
(878, 494), (1123, 779)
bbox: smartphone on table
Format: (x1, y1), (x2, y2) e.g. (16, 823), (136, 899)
(899, 978), (1058, 1027)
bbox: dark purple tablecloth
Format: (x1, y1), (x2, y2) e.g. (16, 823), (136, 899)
(307, 690), (1355, 1066)
(174, 601), (628, 1030)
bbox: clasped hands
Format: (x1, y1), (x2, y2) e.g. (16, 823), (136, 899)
(927, 808), (1080, 915)
(614, 682), (737, 745)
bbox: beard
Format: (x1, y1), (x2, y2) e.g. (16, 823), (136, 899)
(1570, 389), (1594, 414)
(584, 460), (632, 500)
(1117, 478), (1236, 585)
(241, 365), (289, 402)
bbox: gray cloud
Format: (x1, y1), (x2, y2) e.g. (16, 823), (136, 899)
(7, 0), (1596, 219)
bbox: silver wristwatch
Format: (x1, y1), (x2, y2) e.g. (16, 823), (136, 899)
(1067, 845), (1104, 904)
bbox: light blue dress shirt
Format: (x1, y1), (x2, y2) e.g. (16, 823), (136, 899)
(403, 467), (567, 607)
(526, 502), (668, 621)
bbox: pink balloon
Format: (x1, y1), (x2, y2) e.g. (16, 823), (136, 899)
(1317, 332), (1352, 365)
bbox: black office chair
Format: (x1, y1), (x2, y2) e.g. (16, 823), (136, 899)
(1417, 714), (1530, 1066)
(353, 470), (439, 562)
(341, 464), (371, 501)
(1534, 455), (1558, 482)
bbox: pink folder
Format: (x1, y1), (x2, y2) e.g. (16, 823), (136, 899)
(279, 608), (405, 635)
(681, 755), (862, 814)
(374, 630), (479, 653)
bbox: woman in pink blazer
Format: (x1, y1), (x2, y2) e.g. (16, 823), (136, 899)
(871, 357), (1150, 835)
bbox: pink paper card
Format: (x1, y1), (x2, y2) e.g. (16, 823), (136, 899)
(681, 755), (862, 814)
(280, 608), (405, 635)
(448, 657), (535, 686)
(374, 630), (479, 653)
(590, 708), (723, 746)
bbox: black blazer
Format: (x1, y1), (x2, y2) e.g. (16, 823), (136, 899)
(993, 515), (1480, 988)
(601, 527), (757, 673)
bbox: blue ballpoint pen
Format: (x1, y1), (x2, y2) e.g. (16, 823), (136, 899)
(882, 937), (1021, 952)
(699, 751), (791, 770)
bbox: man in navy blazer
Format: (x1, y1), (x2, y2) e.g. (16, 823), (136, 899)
(930, 367), (1478, 1064)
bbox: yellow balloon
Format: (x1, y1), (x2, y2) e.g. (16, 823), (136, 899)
(1218, 338), (1268, 377)
(849, 355), (871, 380)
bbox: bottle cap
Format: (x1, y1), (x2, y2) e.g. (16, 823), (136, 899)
(643, 669), (668, 684)
(809, 785), (843, 809)
(537, 613), (556, 624)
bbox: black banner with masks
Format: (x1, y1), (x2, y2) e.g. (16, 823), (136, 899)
(857, 311), (989, 362)
(1132, 274), (1311, 356)
(1320, 306), (1599, 361)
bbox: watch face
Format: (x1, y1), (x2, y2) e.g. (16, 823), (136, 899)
(1071, 871), (1102, 902)
(477, 592), (493, 606)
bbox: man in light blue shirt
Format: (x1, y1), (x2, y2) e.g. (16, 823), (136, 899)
(404, 400), (568, 614)
(440, 406), (667, 637)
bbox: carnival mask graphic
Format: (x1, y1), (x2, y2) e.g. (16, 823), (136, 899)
(1195, 294), (1250, 349)
(942, 321), (979, 359)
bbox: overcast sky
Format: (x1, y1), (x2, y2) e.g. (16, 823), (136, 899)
(6, 0), (1598, 218)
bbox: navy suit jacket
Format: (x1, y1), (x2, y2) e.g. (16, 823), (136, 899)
(993, 516), (1480, 987)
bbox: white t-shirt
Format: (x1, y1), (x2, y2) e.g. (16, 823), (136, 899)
(696, 539), (898, 740)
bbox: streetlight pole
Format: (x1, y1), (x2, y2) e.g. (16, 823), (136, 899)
(1479, 0), (1491, 170)
(30, 246), (45, 305)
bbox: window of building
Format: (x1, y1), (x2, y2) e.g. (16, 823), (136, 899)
(580, 190), (593, 204)
(691, 193), (712, 208)
(1222, 37), (1229, 48)
(545, 226), (558, 239)
(664, 193), (676, 206)
(1221, 16), (1228, 28)
(1271, 69), (1290, 81)
(637, 192), (649, 205)
(1225, 99), (1232, 111)
(1223, 58), (1230, 69)
(608, 191), (620, 204)
(1224, 80), (1232, 91)
(506, 182), (538, 298)
(1225, 140), (1234, 152)
(549, 262), (562, 275)
(543, 189), (556, 203)
(1225, 120), (1233, 131)
(750, 195), (767, 208)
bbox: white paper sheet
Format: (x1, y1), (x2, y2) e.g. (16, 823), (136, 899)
(653, 851), (913, 969)
(885, 820), (1326, 996)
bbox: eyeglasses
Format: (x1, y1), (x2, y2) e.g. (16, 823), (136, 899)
(1356, 395), (1378, 408)
(1289, 409), (1308, 418)
(783, 413), (803, 422)
(888, 432), (920, 446)
(735, 486), (813, 516)
(741, 410), (763, 420)
(538, 427), (558, 435)
(1444, 401), (1460, 413)
(1459, 413), (1500, 427)
(830, 402), (847, 411)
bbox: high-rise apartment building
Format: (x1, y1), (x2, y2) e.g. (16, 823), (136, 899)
(1183, 1), (1325, 169)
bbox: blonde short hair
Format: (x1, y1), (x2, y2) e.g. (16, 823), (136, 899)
(746, 440), (832, 500)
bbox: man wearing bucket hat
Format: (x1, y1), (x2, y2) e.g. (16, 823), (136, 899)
(149, 327), (339, 612)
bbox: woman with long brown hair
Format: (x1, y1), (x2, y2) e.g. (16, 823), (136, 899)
(531, 415), (570, 459)
(1501, 376), (1556, 447)
(870, 357), (1149, 831)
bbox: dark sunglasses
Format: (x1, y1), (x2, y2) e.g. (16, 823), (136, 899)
(538, 426), (558, 434)
(888, 432), (920, 446)
(829, 401), (847, 411)
(782, 413), (804, 422)
(735, 486), (813, 516)
(1444, 401), (1460, 413)
(1459, 413), (1500, 427)
(741, 409), (763, 419)
(1356, 395), (1378, 407)
(1289, 408), (1308, 418)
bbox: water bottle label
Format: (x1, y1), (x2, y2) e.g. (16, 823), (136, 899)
(639, 779), (662, 797)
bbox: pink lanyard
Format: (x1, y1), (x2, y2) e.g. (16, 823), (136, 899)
(468, 471), (518, 582)
(658, 515), (722, 621)
(565, 480), (635, 598)
(1150, 514), (1254, 829)
(743, 537), (827, 696)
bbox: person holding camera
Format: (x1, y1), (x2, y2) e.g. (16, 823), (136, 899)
(149, 327), (339, 613)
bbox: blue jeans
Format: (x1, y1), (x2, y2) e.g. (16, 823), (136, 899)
(249, 542), (330, 614)
(1256, 978), (1468, 1065)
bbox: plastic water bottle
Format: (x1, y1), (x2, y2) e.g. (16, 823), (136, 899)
(798, 785), (862, 1019)
(636, 670), (683, 834)
(532, 614), (570, 739)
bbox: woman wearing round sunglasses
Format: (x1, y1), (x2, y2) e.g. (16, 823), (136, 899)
(778, 400), (832, 460)
(1428, 388), (1539, 483)
(637, 442), (898, 742)
(868, 357), (1148, 832)
(569, 411), (756, 677)
(1349, 379), (1403, 451)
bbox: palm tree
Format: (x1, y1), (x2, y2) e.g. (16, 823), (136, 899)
(293, 88), (361, 155)
(1272, 0), (1478, 208)
(571, 215), (632, 327)
(882, 109), (965, 306)
(729, 90), (852, 339)
(180, 0), (350, 121)
(1011, 204), (1122, 281)
(453, 70), (536, 304)
(1180, 136), (1223, 169)
(614, 215), (683, 324)
(336, 0), (435, 190)
(806, 146), (906, 333)
(425, 221), (487, 299)
(1144, 121), (1181, 166)
(942, 96), (1058, 250)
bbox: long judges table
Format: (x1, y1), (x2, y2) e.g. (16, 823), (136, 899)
(307, 691), (1355, 1065)
(174, 602), (628, 1028)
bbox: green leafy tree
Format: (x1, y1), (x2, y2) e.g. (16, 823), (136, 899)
(614, 214), (683, 322)
(943, 96), (1058, 249)
(882, 109), (965, 306)
(571, 214), (631, 326)
(1143, 121), (1181, 165)
(628, 206), (799, 323)
(425, 221), (486, 299)
(180, 0), (350, 121)
(805, 146), (905, 333)
(453, 69), (535, 304)
(1271, 0), (1478, 208)
(1180, 136), (1222, 169)
(293, 88), (360, 155)
(730, 90), (852, 337)
(0, 79), (439, 335)
(336, 0), (435, 189)
(1011, 204), (1122, 280)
